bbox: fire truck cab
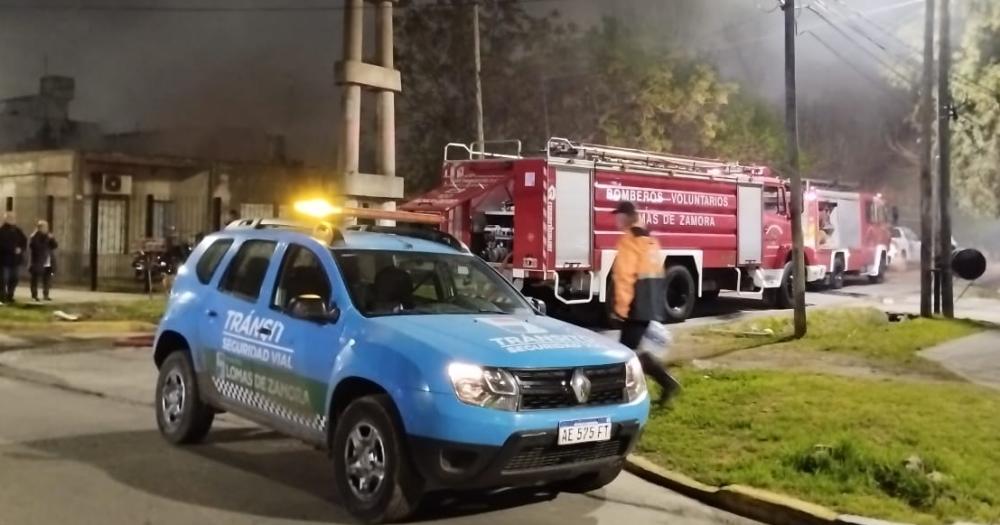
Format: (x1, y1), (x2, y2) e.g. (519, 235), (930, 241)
(802, 180), (892, 289)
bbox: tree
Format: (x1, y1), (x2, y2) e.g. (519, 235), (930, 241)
(587, 19), (736, 155)
(711, 93), (786, 164)
(951, 0), (1000, 217)
(396, 6), (789, 192)
(395, 0), (571, 193)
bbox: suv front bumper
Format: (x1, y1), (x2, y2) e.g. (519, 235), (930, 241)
(408, 420), (641, 491)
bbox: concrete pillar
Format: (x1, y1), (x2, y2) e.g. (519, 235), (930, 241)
(337, 0), (365, 179)
(67, 153), (85, 281)
(375, 0), (396, 178)
(334, 0), (403, 205)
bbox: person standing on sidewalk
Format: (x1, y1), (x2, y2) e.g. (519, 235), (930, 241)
(610, 201), (681, 401)
(28, 220), (58, 302)
(0, 212), (28, 304)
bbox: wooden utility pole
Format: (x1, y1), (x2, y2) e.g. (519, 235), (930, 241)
(784, 0), (807, 337)
(473, 1), (485, 158)
(937, 0), (954, 317)
(918, 0), (936, 318)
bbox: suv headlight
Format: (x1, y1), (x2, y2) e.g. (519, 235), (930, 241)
(447, 363), (519, 411)
(625, 356), (648, 402)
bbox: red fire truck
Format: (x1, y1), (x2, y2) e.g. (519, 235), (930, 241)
(802, 180), (892, 289)
(402, 138), (890, 323)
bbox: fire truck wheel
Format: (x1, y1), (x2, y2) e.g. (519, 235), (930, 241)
(830, 258), (846, 290)
(869, 253), (887, 284)
(776, 262), (794, 309)
(663, 265), (696, 323)
(699, 290), (720, 301)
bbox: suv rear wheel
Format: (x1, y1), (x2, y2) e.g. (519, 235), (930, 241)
(332, 394), (423, 524)
(155, 351), (215, 444)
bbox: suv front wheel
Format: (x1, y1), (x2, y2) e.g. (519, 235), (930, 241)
(155, 351), (215, 444)
(332, 394), (423, 524)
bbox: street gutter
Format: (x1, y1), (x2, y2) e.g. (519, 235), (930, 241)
(625, 455), (989, 525)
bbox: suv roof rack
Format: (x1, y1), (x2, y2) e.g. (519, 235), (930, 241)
(223, 208), (448, 248)
(346, 225), (469, 253)
(225, 218), (344, 244)
(225, 218), (311, 231)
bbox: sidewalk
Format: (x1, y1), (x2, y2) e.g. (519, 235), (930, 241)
(876, 294), (1000, 326)
(10, 287), (149, 305)
(920, 331), (1000, 390)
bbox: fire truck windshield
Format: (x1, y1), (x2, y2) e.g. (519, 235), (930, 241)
(333, 250), (532, 317)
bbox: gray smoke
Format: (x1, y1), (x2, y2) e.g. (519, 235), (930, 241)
(0, 0), (929, 168)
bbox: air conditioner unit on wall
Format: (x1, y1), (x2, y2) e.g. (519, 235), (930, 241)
(101, 174), (132, 195)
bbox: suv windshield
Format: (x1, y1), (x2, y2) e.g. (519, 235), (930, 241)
(334, 250), (532, 316)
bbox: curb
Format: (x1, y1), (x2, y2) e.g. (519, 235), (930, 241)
(112, 334), (155, 348)
(625, 455), (988, 525)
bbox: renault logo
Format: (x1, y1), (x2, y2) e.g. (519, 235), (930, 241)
(570, 368), (592, 404)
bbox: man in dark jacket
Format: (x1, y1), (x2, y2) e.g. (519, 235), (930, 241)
(0, 212), (28, 304)
(28, 220), (57, 301)
(610, 202), (680, 401)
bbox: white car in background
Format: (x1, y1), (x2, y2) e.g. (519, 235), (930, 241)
(889, 227), (959, 270)
(889, 226), (921, 269)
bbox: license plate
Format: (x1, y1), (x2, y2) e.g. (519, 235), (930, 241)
(557, 417), (613, 446)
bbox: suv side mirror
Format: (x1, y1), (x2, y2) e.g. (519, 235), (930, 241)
(528, 297), (547, 316)
(288, 294), (341, 324)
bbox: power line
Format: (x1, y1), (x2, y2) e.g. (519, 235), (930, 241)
(802, 30), (901, 93)
(825, 0), (923, 56)
(806, 5), (918, 84)
(814, 0), (895, 55)
(817, 0), (1000, 103)
(0, 0), (564, 13)
(700, 0), (921, 56)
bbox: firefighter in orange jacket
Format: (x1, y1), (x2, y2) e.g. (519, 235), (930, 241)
(611, 201), (681, 401)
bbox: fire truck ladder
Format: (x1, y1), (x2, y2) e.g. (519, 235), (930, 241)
(545, 137), (764, 180)
(444, 140), (523, 161)
(803, 178), (860, 191)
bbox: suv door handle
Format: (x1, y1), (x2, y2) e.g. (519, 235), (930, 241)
(258, 327), (272, 336)
(206, 310), (218, 318)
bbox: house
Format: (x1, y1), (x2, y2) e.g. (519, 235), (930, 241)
(0, 75), (104, 152)
(0, 149), (330, 289)
(0, 76), (407, 289)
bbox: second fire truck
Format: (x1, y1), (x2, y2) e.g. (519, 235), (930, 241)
(403, 138), (891, 323)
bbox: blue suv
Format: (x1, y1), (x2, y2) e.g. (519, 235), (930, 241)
(154, 218), (649, 523)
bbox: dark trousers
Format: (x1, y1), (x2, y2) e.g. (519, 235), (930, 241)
(30, 268), (52, 300)
(0, 265), (18, 302)
(620, 320), (681, 399)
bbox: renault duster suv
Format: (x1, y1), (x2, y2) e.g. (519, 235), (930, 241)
(153, 218), (649, 523)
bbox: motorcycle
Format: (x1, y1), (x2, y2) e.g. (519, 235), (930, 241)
(132, 244), (192, 287)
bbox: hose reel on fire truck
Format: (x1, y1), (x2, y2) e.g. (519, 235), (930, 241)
(552, 270), (596, 305)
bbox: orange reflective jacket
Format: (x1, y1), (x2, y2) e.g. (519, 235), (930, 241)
(612, 227), (666, 320)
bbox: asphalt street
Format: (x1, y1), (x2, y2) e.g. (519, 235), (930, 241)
(2, 267), (994, 525)
(684, 265), (1000, 327)
(0, 346), (759, 525)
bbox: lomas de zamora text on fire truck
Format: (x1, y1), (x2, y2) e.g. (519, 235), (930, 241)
(400, 138), (892, 324)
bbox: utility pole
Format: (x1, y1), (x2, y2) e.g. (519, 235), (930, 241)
(473, 1), (485, 159)
(918, 0), (936, 318)
(783, 0), (807, 338)
(937, 0), (954, 317)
